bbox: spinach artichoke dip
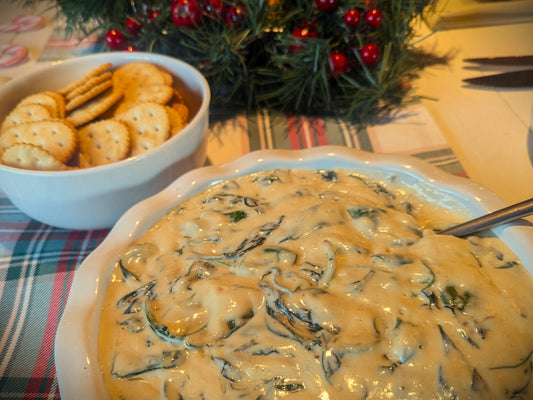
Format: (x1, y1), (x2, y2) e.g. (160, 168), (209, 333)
(98, 168), (533, 399)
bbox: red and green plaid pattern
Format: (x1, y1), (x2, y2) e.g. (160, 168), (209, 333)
(0, 207), (108, 399)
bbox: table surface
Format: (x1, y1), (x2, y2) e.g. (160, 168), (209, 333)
(0, 1), (532, 398)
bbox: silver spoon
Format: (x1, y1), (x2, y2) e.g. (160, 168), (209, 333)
(439, 197), (533, 237)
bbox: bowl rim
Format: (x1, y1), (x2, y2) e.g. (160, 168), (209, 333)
(54, 146), (533, 399)
(0, 51), (211, 177)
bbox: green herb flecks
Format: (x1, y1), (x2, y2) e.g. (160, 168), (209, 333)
(346, 205), (385, 221)
(212, 357), (242, 383)
(144, 303), (205, 349)
(258, 173), (281, 186)
(371, 253), (413, 268)
(420, 260), (436, 290)
(441, 286), (472, 313)
(317, 170), (337, 181)
(223, 216), (284, 259)
(319, 241), (337, 288)
(111, 349), (186, 379)
(116, 280), (156, 314)
(224, 210), (248, 223)
(322, 348), (342, 379)
(269, 376), (305, 392)
(264, 247), (298, 265)
(118, 259), (140, 281)
(495, 260), (519, 269)
(226, 309), (255, 336)
(471, 368), (489, 394)
(346, 269), (376, 295)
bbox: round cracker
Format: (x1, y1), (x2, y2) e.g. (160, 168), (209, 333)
(2, 143), (68, 171)
(116, 102), (170, 156)
(0, 119), (77, 163)
(17, 92), (62, 118)
(113, 62), (169, 90)
(1, 103), (53, 133)
(78, 119), (131, 167)
(124, 83), (174, 105)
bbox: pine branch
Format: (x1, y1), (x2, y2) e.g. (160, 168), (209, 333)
(11, 0), (440, 124)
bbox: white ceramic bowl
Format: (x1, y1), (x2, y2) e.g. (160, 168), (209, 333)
(54, 146), (533, 399)
(0, 51), (210, 230)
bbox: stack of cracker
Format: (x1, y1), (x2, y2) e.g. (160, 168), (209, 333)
(0, 61), (189, 171)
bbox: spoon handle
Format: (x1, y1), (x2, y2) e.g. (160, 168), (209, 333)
(439, 197), (533, 237)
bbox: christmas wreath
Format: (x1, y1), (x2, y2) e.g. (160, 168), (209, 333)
(19, 0), (437, 122)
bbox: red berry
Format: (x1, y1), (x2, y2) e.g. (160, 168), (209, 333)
(365, 8), (382, 28)
(124, 45), (138, 52)
(125, 17), (141, 35)
(289, 27), (318, 53)
(225, 5), (247, 26)
(171, 0), (201, 28)
(330, 52), (348, 74)
(105, 29), (125, 50)
(204, 0), (225, 20)
(360, 43), (380, 65)
(147, 10), (160, 23)
(315, 0), (338, 12)
(343, 9), (360, 27)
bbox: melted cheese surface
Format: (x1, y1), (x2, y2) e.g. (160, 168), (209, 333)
(98, 169), (533, 399)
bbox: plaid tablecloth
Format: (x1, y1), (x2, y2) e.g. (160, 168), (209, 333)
(0, 19), (466, 400)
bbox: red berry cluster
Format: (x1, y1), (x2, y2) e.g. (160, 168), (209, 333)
(105, 29), (136, 51)
(104, 0), (383, 79)
(169, 0), (247, 28)
(289, 0), (384, 76)
(289, 26), (318, 54)
(105, 13), (152, 51)
(341, 4), (382, 68)
(105, 0), (249, 51)
(105, 1), (166, 52)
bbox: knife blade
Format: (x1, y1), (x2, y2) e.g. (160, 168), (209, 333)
(464, 55), (533, 66)
(463, 69), (533, 88)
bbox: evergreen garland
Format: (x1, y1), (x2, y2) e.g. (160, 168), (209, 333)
(17, 0), (437, 123)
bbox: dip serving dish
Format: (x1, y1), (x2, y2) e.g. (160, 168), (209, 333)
(0, 51), (210, 230)
(54, 146), (533, 399)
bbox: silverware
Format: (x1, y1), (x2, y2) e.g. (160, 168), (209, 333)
(464, 55), (533, 66)
(463, 54), (533, 88)
(439, 197), (533, 237)
(462, 69), (533, 88)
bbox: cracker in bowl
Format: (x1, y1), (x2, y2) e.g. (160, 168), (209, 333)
(2, 143), (68, 171)
(78, 119), (131, 168)
(0, 61), (191, 171)
(116, 102), (170, 156)
(17, 91), (66, 119)
(65, 88), (123, 128)
(1, 103), (54, 133)
(0, 119), (77, 163)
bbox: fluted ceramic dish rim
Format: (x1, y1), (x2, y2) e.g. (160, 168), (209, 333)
(54, 146), (533, 399)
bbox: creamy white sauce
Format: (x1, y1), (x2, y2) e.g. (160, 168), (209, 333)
(98, 169), (533, 399)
